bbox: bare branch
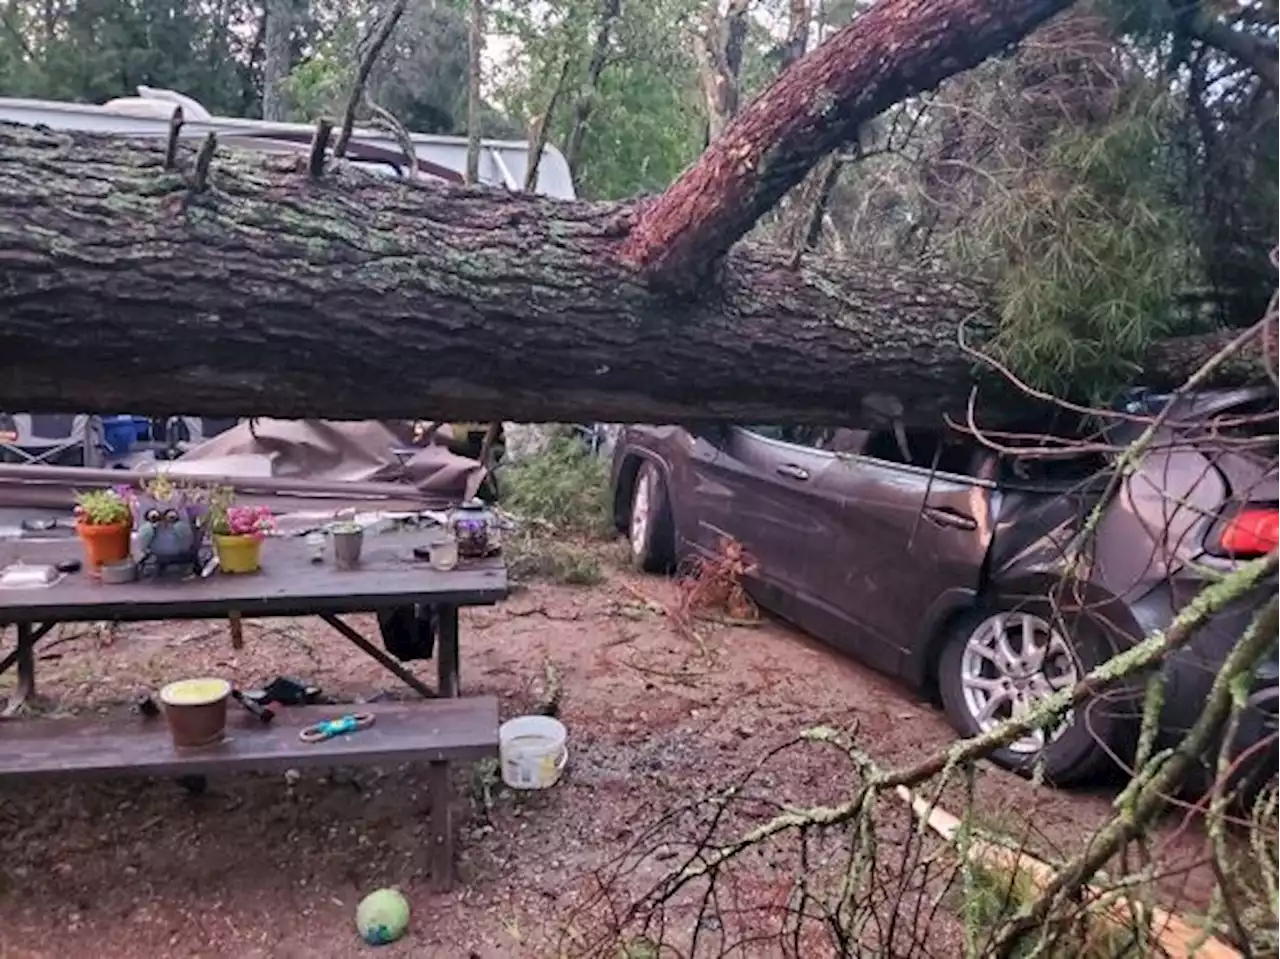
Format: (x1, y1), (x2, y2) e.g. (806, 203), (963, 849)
(164, 106), (184, 170)
(525, 58), (573, 193)
(333, 0), (409, 160)
(191, 132), (217, 192)
(307, 117), (332, 179)
(564, 0), (622, 181)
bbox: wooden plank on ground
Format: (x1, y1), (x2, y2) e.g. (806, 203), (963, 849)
(894, 785), (1242, 959)
(0, 697), (499, 781)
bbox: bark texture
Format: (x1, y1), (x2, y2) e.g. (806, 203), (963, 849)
(1, 126), (1261, 429)
(619, 0), (1076, 288)
(0, 125), (1010, 428)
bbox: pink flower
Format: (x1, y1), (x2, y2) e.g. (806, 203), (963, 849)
(223, 505), (276, 540)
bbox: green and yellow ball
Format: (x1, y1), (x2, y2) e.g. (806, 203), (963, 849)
(355, 888), (410, 946)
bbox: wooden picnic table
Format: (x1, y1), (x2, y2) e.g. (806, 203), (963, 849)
(0, 528), (507, 708)
(0, 528), (509, 889)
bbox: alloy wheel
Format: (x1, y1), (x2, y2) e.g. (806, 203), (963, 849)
(959, 611), (1078, 754)
(629, 469), (652, 557)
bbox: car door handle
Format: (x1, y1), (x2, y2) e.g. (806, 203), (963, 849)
(923, 507), (978, 531)
(776, 464), (810, 481)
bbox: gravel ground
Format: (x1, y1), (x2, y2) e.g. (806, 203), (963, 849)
(0, 563), (1218, 958)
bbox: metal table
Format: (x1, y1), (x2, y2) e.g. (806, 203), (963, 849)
(0, 529), (508, 712)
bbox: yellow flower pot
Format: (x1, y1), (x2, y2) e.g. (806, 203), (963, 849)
(214, 534), (262, 574)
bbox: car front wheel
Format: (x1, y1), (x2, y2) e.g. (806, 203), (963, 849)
(628, 461), (674, 573)
(937, 604), (1128, 786)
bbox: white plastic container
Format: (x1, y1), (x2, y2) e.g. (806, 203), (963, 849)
(498, 715), (568, 790)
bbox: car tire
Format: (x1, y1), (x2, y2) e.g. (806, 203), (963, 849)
(628, 461), (675, 573)
(937, 602), (1129, 786)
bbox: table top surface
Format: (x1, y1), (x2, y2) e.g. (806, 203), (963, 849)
(0, 529), (507, 622)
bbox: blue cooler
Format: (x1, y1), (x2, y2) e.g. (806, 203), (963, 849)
(102, 415), (151, 455)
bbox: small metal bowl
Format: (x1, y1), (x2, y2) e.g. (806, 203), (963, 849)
(100, 559), (138, 585)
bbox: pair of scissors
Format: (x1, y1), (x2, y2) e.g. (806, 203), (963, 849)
(298, 713), (376, 743)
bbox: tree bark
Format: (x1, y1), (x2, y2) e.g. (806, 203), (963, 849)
(0, 124), (992, 428)
(0, 126), (1262, 430)
(619, 0), (1076, 288)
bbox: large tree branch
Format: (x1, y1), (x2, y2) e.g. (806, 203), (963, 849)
(618, 0), (1076, 288)
(0, 126), (1266, 429)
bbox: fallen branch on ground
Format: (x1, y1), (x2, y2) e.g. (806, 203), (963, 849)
(895, 785), (1242, 958)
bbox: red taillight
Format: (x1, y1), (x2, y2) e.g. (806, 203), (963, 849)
(1218, 508), (1280, 557)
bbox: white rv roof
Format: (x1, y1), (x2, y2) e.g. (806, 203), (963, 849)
(0, 88), (577, 200)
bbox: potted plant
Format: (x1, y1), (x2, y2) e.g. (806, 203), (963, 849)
(130, 475), (219, 577)
(73, 487), (134, 573)
(211, 503), (276, 574)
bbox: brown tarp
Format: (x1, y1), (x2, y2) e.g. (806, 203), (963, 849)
(172, 419), (485, 498)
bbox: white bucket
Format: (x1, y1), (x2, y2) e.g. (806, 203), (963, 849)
(499, 715), (568, 790)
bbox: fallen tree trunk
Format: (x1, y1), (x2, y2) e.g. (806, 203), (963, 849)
(0, 124), (988, 428)
(0, 127), (1268, 428)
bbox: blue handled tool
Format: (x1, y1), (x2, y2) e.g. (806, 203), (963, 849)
(299, 712), (376, 743)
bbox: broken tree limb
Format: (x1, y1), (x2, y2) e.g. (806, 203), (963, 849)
(895, 785), (1243, 959)
(0, 125), (1268, 429)
(618, 0), (1076, 288)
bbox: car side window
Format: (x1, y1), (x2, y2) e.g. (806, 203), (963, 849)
(742, 426), (864, 452)
(743, 425), (829, 448)
(862, 428), (985, 477)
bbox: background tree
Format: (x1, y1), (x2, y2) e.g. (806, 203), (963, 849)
(0, 0), (262, 115)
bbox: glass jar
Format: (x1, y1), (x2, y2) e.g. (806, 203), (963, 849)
(448, 499), (499, 559)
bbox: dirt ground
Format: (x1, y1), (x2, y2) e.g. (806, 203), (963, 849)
(0, 562), (1218, 958)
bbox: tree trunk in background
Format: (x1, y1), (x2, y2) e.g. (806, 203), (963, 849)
(620, 0), (1076, 289)
(465, 0), (484, 185)
(781, 0), (812, 68)
(261, 0), (292, 121)
(563, 0), (622, 186)
(695, 0), (752, 142)
(524, 59), (573, 192)
(0, 127), (1261, 430)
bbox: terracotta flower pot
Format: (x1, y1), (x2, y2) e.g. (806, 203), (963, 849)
(159, 678), (231, 749)
(76, 520), (132, 573)
(214, 534), (262, 574)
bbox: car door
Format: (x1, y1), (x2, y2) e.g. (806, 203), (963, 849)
(812, 428), (996, 678)
(683, 425), (852, 632)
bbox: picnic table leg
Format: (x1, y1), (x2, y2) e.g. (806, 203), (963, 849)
(437, 606), (460, 698)
(427, 759), (454, 892)
(319, 613), (434, 699)
(5, 623), (35, 714)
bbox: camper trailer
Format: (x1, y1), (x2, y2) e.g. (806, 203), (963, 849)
(0, 86), (576, 196)
(0, 87), (577, 465)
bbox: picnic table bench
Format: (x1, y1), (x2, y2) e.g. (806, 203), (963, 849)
(0, 528), (508, 889)
(0, 698), (498, 888)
